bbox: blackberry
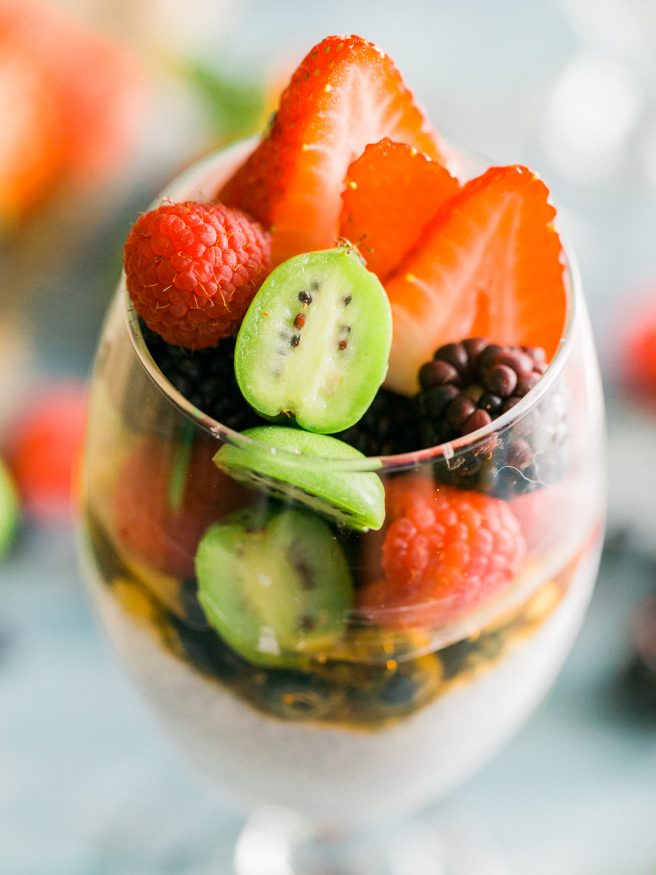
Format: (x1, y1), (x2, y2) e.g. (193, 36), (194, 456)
(141, 323), (260, 431)
(337, 388), (421, 456)
(416, 338), (547, 444)
(415, 338), (566, 497)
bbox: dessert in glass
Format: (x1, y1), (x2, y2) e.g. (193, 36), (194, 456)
(79, 35), (605, 872)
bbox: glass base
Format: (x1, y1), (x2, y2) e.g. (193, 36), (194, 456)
(234, 806), (507, 875)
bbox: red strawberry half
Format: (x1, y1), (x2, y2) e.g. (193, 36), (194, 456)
(220, 35), (446, 265)
(384, 165), (568, 395)
(339, 138), (460, 280)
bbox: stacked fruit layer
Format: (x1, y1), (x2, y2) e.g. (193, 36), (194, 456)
(118, 34), (570, 695)
(88, 507), (574, 729)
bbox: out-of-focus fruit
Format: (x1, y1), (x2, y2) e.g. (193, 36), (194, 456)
(5, 381), (87, 522)
(0, 0), (144, 225)
(620, 293), (656, 404)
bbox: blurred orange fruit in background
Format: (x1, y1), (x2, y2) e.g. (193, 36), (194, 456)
(0, 0), (145, 226)
(4, 381), (88, 522)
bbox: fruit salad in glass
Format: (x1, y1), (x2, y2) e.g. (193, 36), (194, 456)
(80, 34), (605, 871)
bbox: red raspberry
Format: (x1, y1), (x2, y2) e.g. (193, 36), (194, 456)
(124, 201), (271, 349)
(358, 476), (526, 629)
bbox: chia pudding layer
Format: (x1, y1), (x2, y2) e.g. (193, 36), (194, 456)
(84, 522), (600, 830)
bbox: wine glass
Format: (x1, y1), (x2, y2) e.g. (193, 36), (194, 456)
(78, 141), (605, 874)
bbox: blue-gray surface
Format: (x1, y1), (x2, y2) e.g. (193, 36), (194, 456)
(1, 526), (655, 875)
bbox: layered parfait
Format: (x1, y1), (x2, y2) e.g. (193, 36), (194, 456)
(82, 35), (604, 827)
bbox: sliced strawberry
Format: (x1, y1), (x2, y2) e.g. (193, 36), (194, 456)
(220, 35), (446, 265)
(339, 138), (460, 280)
(384, 165), (568, 395)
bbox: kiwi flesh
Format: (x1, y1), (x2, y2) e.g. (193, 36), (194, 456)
(235, 248), (392, 434)
(214, 425), (385, 531)
(196, 506), (354, 669)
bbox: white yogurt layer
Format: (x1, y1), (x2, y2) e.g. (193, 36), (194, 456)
(91, 542), (599, 832)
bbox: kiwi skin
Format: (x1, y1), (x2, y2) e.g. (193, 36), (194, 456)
(195, 506), (355, 670)
(214, 426), (385, 532)
(235, 247), (392, 434)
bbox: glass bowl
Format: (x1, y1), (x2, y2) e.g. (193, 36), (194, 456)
(79, 140), (605, 871)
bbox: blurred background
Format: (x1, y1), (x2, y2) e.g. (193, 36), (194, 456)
(1, 1), (655, 873)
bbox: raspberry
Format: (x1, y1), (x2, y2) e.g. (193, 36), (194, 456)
(124, 201), (271, 349)
(358, 476), (526, 629)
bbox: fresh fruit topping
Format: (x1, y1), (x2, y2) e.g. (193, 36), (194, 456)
(124, 201), (271, 350)
(220, 34), (445, 265)
(112, 433), (247, 580)
(196, 507), (355, 669)
(339, 138), (460, 279)
(415, 338), (548, 445)
(141, 326), (261, 431)
(5, 381), (87, 522)
(384, 165), (567, 395)
(235, 247), (392, 434)
(0, 458), (19, 558)
(214, 426), (385, 531)
(358, 476), (526, 629)
(337, 388), (421, 457)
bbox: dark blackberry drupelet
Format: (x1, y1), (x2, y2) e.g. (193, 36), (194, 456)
(415, 338), (548, 444)
(415, 338), (567, 497)
(141, 322), (261, 431)
(337, 388), (421, 456)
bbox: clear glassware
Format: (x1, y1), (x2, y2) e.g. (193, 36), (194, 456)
(79, 141), (605, 873)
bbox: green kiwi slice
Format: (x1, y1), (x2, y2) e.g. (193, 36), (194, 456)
(214, 426), (385, 531)
(235, 247), (392, 434)
(196, 507), (354, 669)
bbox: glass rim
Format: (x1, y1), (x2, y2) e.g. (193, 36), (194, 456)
(122, 138), (580, 474)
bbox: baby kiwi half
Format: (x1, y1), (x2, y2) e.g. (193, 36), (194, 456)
(196, 506), (354, 670)
(214, 426), (385, 531)
(235, 248), (392, 434)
